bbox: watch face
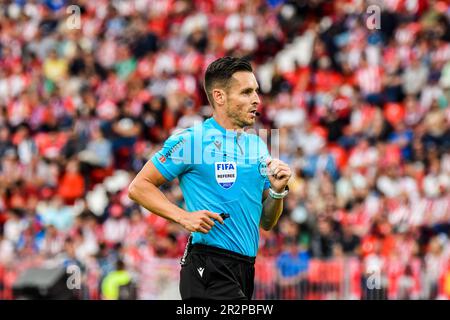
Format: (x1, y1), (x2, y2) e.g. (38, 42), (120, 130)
(258, 155), (272, 178)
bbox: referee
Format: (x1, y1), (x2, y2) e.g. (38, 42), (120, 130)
(128, 57), (292, 300)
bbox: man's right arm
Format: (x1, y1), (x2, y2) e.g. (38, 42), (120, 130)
(128, 160), (224, 233)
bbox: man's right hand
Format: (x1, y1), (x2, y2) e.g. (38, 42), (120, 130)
(178, 210), (224, 234)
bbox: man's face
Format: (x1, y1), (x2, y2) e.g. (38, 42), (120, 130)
(223, 71), (261, 128)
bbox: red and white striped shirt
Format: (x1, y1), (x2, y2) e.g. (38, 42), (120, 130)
(356, 66), (383, 95)
(432, 42), (450, 65)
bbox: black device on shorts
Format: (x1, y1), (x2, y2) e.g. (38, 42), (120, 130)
(220, 213), (230, 220)
(180, 213), (230, 266)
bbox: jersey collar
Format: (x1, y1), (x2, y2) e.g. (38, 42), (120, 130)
(207, 117), (244, 138)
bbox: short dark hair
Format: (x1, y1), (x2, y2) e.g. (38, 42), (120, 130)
(204, 56), (253, 108)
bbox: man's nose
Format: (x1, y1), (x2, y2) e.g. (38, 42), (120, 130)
(252, 92), (261, 105)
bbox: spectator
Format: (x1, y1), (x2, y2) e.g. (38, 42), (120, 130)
(43, 49), (68, 83)
(37, 195), (75, 231)
(276, 237), (310, 299)
(424, 236), (448, 299)
(103, 204), (129, 246)
(57, 159), (85, 204)
(339, 223), (361, 255)
(78, 127), (113, 170)
(303, 145), (339, 181)
(0, 229), (14, 266)
(402, 55), (429, 96)
(310, 217), (339, 259)
(101, 259), (135, 300)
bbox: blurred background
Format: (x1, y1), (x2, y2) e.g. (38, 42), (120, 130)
(0, 0), (450, 300)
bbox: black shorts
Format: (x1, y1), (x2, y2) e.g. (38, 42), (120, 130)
(179, 243), (256, 300)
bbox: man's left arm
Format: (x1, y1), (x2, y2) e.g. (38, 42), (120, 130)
(260, 159), (292, 231)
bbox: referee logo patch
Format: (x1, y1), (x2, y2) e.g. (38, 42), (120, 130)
(215, 162), (237, 189)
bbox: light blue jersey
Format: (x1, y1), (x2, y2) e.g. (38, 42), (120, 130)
(151, 117), (271, 257)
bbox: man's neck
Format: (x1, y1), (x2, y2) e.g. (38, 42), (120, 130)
(212, 113), (244, 132)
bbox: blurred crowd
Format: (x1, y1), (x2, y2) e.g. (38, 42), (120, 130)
(0, 0), (450, 299)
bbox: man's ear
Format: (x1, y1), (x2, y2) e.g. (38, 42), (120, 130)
(212, 88), (226, 106)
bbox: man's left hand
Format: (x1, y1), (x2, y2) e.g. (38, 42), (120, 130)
(266, 158), (292, 193)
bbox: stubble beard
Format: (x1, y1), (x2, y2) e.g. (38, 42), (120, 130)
(226, 105), (254, 129)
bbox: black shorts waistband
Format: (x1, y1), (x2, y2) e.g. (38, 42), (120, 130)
(190, 244), (255, 265)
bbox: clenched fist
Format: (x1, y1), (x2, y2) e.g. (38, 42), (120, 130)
(178, 210), (224, 234)
(266, 158), (292, 193)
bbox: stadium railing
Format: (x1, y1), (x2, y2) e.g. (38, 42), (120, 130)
(1, 256), (448, 300)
